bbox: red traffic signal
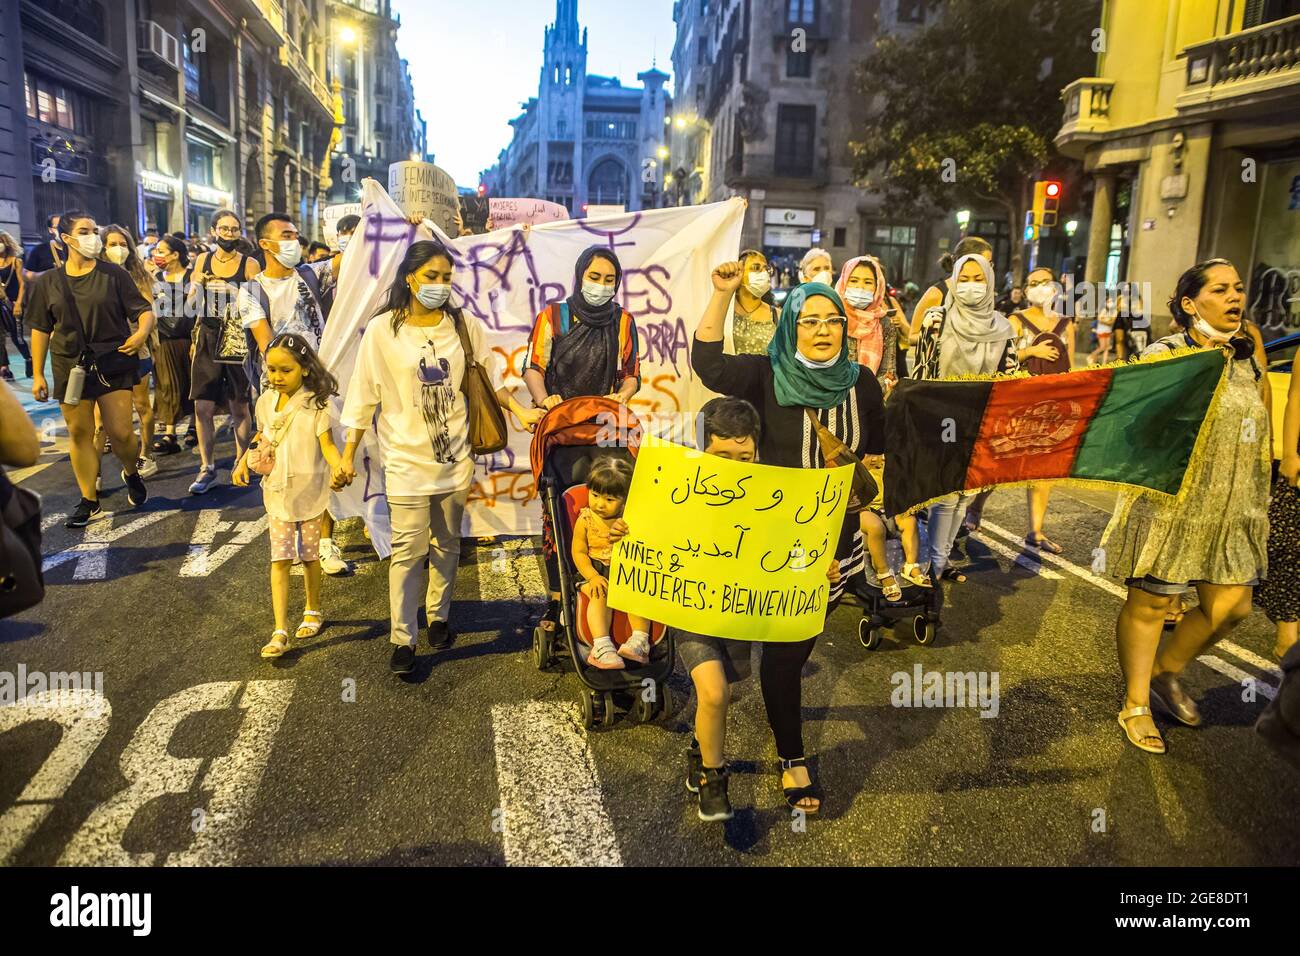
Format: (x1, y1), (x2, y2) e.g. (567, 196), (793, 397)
(1045, 181), (1061, 198)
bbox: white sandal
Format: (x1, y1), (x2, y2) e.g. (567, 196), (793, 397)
(261, 629), (290, 658)
(901, 562), (933, 588)
(295, 610), (323, 639)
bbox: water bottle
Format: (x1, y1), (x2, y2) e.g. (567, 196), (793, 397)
(63, 364), (86, 405)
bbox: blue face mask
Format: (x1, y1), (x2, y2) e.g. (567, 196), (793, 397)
(414, 283), (451, 310)
(582, 281), (616, 307)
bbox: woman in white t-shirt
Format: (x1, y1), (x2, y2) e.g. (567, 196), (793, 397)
(336, 240), (544, 676)
(232, 333), (345, 658)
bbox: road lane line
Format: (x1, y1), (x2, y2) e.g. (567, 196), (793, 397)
(490, 701), (623, 867)
(40, 512), (68, 533)
(980, 519), (1281, 688)
(41, 510), (173, 575)
(1195, 655), (1276, 700)
(969, 531), (1063, 579)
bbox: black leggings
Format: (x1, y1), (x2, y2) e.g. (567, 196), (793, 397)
(759, 635), (818, 761)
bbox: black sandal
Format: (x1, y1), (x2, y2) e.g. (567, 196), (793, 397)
(940, 567), (967, 583)
(780, 757), (821, 815)
(153, 434), (180, 455)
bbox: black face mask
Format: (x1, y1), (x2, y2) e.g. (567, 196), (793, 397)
(214, 236), (240, 253)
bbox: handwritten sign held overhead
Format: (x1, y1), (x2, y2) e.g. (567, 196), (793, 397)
(488, 197), (569, 229)
(608, 441), (853, 643)
(387, 161), (458, 236)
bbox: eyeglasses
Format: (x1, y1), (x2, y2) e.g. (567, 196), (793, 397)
(214, 227), (241, 237)
(795, 317), (848, 332)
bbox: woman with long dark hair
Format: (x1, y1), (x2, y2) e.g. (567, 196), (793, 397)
(523, 246), (642, 636)
(0, 230), (29, 380)
(99, 226), (158, 479)
(337, 240), (542, 676)
(148, 236), (195, 455)
(1102, 258), (1269, 754)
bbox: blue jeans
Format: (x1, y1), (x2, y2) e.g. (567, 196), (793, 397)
(927, 493), (973, 577)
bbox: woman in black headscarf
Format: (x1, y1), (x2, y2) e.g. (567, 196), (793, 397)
(524, 246), (641, 407)
(524, 245), (643, 635)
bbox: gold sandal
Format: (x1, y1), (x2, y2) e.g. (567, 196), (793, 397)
(1118, 705), (1166, 754)
(261, 630), (290, 659)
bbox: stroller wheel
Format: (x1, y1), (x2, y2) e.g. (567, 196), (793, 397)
(657, 683), (674, 721)
(532, 627), (552, 670)
(580, 689), (597, 729)
(631, 692), (654, 723)
(601, 692), (617, 728)
(858, 618), (882, 650)
(913, 615), (937, 646)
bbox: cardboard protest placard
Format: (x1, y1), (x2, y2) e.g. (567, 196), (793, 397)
(321, 203), (361, 245)
(488, 197), (569, 229)
(387, 161), (458, 236)
(607, 441), (853, 642)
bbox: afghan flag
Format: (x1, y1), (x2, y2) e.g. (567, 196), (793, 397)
(883, 348), (1227, 517)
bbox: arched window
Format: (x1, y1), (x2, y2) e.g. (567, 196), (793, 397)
(588, 158), (628, 206)
(565, 65), (572, 84)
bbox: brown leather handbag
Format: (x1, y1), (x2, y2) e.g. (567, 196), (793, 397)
(453, 315), (509, 455)
(805, 409), (878, 515)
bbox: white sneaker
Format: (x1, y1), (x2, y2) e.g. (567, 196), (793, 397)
(189, 467), (217, 494)
(137, 457), (159, 479)
(319, 538), (352, 576)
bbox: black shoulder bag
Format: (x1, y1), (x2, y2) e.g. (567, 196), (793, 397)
(0, 468), (43, 618)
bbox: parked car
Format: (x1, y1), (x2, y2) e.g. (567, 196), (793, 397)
(1265, 331), (1298, 461)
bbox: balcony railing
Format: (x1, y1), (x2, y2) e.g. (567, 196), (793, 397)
(280, 41), (332, 117)
(724, 150), (827, 187)
(1055, 77), (1114, 155)
(1177, 13), (1300, 113)
(234, 0), (285, 48)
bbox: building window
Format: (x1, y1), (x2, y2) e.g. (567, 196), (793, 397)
(866, 223), (919, 284)
(787, 49), (812, 78)
(775, 104), (815, 177)
(187, 140), (218, 187)
(898, 0), (929, 23)
(38, 0), (105, 43)
(24, 71), (93, 135)
(786, 0), (817, 27)
(833, 227), (846, 247)
(588, 158), (629, 205)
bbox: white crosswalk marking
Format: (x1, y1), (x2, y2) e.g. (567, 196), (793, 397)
(491, 701), (623, 867)
(180, 510), (269, 577)
(1196, 655), (1277, 701)
(969, 531), (1063, 579)
(41, 510), (173, 577)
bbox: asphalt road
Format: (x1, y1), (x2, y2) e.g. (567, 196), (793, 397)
(3, 372), (1297, 867)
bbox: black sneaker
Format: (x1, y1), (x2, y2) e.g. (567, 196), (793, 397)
(0, 366), (12, 381)
(66, 498), (102, 528)
(390, 644), (416, 675)
(427, 620), (454, 650)
(121, 469), (147, 508)
(183, 430), (198, 448)
(697, 766), (734, 822)
(685, 741), (704, 793)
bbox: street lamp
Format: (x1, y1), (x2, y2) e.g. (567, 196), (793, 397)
(339, 26), (356, 44)
(674, 116), (687, 130)
(1065, 219), (1079, 237)
(657, 146), (669, 160)
(956, 209), (971, 229)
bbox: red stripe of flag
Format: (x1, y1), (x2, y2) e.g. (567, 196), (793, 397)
(965, 367), (1115, 488)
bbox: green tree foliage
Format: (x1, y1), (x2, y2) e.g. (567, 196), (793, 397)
(851, 0), (1102, 278)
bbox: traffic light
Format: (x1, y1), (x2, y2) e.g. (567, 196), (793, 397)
(1033, 180), (1062, 228)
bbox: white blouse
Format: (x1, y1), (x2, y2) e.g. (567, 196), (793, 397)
(255, 388), (334, 522)
(340, 310), (504, 497)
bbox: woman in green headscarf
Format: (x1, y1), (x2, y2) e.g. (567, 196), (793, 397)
(692, 260), (887, 816)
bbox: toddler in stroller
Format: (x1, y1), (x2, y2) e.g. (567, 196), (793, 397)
(572, 455), (653, 668)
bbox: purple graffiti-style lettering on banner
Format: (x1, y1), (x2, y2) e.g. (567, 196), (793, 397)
(639, 317), (691, 373)
(453, 229), (565, 332)
(363, 214), (418, 277)
(578, 214), (643, 254)
(621, 265), (673, 317)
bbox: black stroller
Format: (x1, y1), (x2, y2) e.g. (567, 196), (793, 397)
(529, 397), (675, 729)
(847, 513), (943, 650)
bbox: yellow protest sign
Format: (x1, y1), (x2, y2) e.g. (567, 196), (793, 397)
(608, 441), (853, 642)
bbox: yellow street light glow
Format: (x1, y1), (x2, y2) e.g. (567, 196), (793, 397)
(340, 26), (357, 43)
(657, 146), (669, 160)
(675, 116), (687, 130)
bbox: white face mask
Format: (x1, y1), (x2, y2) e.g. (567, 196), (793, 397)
(1190, 307), (1239, 343)
(271, 239), (302, 268)
(414, 283), (451, 310)
(582, 281), (616, 307)
(1026, 284), (1056, 308)
(844, 288), (874, 311)
(955, 282), (987, 306)
(71, 233), (103, 258)
(808, 270), (833, 287)
(337, 235), (350, 252)
(105, 246), (130, 266)
(744, 272), (772, 297)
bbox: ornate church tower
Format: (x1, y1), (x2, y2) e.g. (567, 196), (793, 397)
(538, 0), (587, 210)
